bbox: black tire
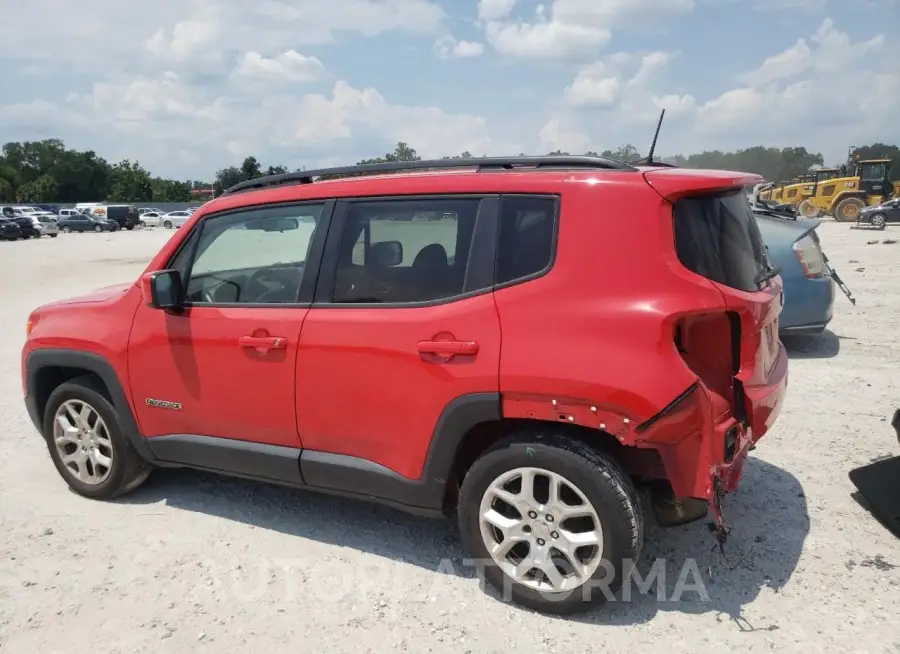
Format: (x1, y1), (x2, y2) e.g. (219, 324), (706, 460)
(870, 212), (887, 229)
(42, 376), (152, 500)
(163, 220), (173, 229)
(457, 431), (643, 615)
(94, 224), (102, 232)
(50, 233), (58, 238)
(833, 196), (866, 222)
(125, 223), (134, 231)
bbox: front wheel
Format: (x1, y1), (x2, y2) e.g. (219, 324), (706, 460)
(62, 226), (72, 233)
(834, 197), (866, 222)
(798, 200), (820, 218)
(163, 220), (173, 229)
(458, 432), (644, 615)
(870, 212), (887, 229)
(94, 225), (102, 232)
(50, 233), (58, 238)
(43, 377), (153, 499)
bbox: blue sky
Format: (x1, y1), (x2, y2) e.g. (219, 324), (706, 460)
(1, 0), (897, 180)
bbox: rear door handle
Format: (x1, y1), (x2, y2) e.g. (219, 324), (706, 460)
(417, 340), (479, 356)
(239, 336), (286, 351)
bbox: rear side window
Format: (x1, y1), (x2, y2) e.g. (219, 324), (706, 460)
(496, 196), (557, 285)
(332, 197), (482, 304)
(673, 190), (769, 292)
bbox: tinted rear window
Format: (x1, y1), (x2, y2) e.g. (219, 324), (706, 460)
(673, 189), (769, 292)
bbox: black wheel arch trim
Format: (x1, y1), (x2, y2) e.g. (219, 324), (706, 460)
(24, 348), (155, 460)
(24, 354), (501, 516)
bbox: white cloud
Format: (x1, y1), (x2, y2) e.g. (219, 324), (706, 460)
(753, 0), (826, 10)
(562, 63), (620, 106)
(483, 19), (610, 58)
(479, 0), (694, 58)
(46, 71), (513, 175)
(0, 0), (445, 70)
(231, 51), (326, 84)
(477, 0), (517, 21)
(538, 117), (595, 154)
(696, 19), (896, 149)
(739, 18), (883, 85)
(433, 36), (485, 59)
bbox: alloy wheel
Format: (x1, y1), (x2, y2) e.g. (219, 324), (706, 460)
(479, 467), (604, 594)
(53, 399), (114, 485)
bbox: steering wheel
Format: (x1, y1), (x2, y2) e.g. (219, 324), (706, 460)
(248, 267), (299, 302)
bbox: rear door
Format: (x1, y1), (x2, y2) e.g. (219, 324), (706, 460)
(295, 195), (502, 481)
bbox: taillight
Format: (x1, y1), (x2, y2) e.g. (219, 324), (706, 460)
(792, 234), (825, 278)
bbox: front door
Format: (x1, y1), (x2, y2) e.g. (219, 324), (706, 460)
(129, 201), (330, 448)
(296, 195), (502, 480)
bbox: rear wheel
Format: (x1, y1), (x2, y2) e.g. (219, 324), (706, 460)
(50, 233), (58, 238)
(62, 226), (72, 233)
(94, 224), (102, 232)
(43, 377), (152, 499)
(163, 220), (173, 229)
(457, 431), (643, 614)
(834, 197), (866, 222)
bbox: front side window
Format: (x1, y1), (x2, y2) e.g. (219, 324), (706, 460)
(182, 204), (323, 304)
(332, 197), (482, 304)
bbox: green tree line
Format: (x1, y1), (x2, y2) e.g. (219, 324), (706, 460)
(0, 139), (210, 203)
(4, 138), (896, 204)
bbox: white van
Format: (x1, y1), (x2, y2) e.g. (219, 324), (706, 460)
(75, 202), (102, 215)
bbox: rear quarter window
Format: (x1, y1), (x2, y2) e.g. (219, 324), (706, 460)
(673, 189), (770, 293)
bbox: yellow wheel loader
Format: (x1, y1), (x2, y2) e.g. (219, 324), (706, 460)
(801, 158), (895, 221)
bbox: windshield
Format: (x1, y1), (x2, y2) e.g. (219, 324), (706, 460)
(673, 189), (771, 292)
(860, 163), (887, 181)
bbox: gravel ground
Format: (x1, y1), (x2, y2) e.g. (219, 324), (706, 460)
(1, 223), (899, 653)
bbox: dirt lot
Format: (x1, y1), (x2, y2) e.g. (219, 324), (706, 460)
(1, 223), (898, 652)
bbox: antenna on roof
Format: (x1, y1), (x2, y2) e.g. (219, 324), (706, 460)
(644, 109), (665, 165)
(629, 109), (674, 168)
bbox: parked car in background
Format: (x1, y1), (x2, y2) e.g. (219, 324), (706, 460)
(11, 215), (41, 238)
(35, 204), (59, 215)
(0, 218), (22, 240)
(91, 204), (139, 230)
(753, 208), (835, 336)
(161, 210), (191, 228)
(139, 211), (165, 227)
(57, 209), (81, 219)
(35, 214), (60, 237)
(856, 197), (900, 229)
(138, 207), (165, 216)
(57, 213), (117, 233)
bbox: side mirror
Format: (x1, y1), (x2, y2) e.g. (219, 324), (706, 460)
(369, 240), (403, 267)
(140, 270), (185, 310)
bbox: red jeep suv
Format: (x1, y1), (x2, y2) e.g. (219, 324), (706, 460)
(21, 156), (787, 613)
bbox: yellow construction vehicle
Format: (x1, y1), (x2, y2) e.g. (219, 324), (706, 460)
(797, 158), (895, 221)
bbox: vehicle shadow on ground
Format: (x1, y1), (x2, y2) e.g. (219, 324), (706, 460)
(782, 329), (840, 359)
(119, 455), (808, 626)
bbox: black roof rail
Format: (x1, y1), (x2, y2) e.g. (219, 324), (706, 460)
(221, 155), (635, 195)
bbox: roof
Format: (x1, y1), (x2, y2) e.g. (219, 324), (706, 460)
(201, 157), (765, 214)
